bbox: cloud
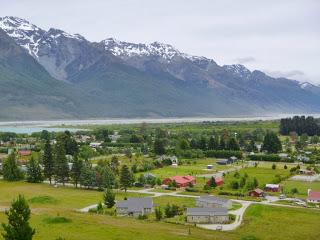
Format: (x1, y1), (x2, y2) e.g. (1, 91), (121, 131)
(234, 57), (256, 64)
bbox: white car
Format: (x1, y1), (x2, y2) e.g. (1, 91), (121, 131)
(216, 226), (223, 231)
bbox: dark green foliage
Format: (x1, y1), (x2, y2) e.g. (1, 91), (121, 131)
(70, 153), (83, 188)
(208, 136), (219, 150)
(26, 157), (43, 183)
(164, 204), (182, 218)
(248, 154), (286, 162)
(262, 132), (282, 153)
(154, 139), (166, 155)
(280, 116), (320, 136)
(155, 207), (163, 221)
(2, 153), (24, 181)
(54, 135), (69, 185)
(120, 165), (133, 192)
(209, 176), (217, 188)
(205, 150), (242, 159)
(80, 162), (96, 189)
(227, 137), (240, 151)
(42, 139), (54, 184)
(230, 180), (239, 190)
(1, 195), (35, 240)
(199, 137), (207, 150)
(272, 163), (276, 170)
(103, 188), (115, 208)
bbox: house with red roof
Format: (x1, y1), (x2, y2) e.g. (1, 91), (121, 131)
(18, 150), (32, 156)
(206, 176), (224, 187)
(307, 189), (320, 203)
(162, 176), (196, 188)
(249, 188), (264, 198)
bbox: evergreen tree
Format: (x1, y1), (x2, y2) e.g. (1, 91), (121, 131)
(208, 136), (219, 150)
(228, 137), (240, 151)
(155, 207), (163, 221)
(26, 157), (43, 183)
(261, 132), (282, 153)
(120, 165), (133, 192)
(1, 195), (35, 240)
(103, 188), (115, 208)
(209, 176), (217, 188)
(219, 137), (226, 150)
(70, 152), (83, 188)
(199, 137), (207, 150)
(80, 162), (96, 189)
(54, 136), (69, 185)
(2, 153), (23, 181)
(42, 139), (54, 184)
(154, 139), (166, 155)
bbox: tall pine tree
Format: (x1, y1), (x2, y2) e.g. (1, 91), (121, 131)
(42, 139), (54, 184)
(120, 165), (133, 192)
(26, 157), (43, 183)
(54, 136), (69, 185)
(70, 152), (83, 188)
(1, 195), (35, 240)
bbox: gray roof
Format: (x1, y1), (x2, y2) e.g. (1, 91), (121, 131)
(187, 207), (228, 216)
(198, 195), (230, 204)
(116, 197), (153, 212)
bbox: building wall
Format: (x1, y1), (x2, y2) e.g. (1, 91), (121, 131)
(187, 215), (229, 224)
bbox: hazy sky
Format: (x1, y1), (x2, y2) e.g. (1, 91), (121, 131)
(1, 0), (319, 84)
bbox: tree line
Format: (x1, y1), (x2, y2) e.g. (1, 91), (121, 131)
(280, 116), (320, 136)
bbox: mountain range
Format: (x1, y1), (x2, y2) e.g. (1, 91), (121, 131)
(0, 16), (319, 120)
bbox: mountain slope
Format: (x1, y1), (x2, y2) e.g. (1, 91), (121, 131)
(0, 16), (320, 120)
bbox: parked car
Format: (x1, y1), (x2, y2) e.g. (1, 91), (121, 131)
(279, 194), (286, 199)
(216, 225), (223, 231)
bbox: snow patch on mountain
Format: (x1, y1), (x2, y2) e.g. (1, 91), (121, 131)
(103, 38), (210, 63)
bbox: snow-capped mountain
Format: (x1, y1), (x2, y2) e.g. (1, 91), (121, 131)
(1, 16), (320, 120)
(103, 37), (210, 63)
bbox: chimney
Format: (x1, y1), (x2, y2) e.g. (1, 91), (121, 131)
(307, 189), (311, 196)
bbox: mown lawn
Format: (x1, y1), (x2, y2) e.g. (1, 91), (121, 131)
(282, 180), (320, 197)
(146, 158), (232, 179)
(1, 180), (320, 240)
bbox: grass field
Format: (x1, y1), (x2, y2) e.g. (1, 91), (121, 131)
(282, 180), (320, 197)
(1, 180), (320, 240)
(145, 158), (232, 179)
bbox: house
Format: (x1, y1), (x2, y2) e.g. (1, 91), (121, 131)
(162, 176), (196, 188)
(196, 195), (232, 209)
(307, 189), (320, 203)
(89, 142), (102, 148)
(249, 188), (264, 197)
(216, 159), (230, 165)
(109, 132), (121, 143)
(116, 197), (154, 217)
(18, 150), (32, 156)
(297, 155), (310, 162)
(278, 153), (288, 159)
(265, 184), (280, 192)
(186, 207), (229, 224)
(229, 156), (238, 163)
(299, 169), (315, 176)
(206, 176), (224, 186)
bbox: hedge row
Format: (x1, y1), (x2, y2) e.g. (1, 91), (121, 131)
(205, 150), (243, 159)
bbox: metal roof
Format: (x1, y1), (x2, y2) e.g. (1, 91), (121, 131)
(187, 207), (228, 216)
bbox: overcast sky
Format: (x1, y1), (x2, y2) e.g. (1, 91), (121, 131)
(1, 0), (319, 84)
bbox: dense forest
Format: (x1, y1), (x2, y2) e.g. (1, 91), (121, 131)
(279, 116), (320, 136)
